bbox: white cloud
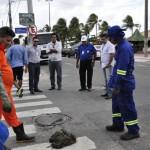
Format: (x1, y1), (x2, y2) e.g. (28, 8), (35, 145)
(0, 0), (149, 37)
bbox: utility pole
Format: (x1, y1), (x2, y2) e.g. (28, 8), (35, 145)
(144, 0), (148, 57)
(27, 0), (33, 44)
(47, 0), (53, 29)
(8, 0), (13, 29)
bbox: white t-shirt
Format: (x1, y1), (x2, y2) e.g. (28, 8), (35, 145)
(46, 41), (62, 61)
(100, 40), (115, 68)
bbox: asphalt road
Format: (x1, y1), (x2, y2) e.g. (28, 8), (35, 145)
(6, 57), (150, 150)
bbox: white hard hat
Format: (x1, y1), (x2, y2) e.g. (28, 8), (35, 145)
(81, 35), (87, 42)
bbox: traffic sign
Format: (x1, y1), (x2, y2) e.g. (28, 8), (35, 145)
(19, 13), (35, 26)
(28, 25), (37, 35)
(15, 27), (27, 34)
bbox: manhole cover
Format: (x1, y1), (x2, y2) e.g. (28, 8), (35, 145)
(33, 113), (71, 127)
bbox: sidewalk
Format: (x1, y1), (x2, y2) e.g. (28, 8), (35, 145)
(134, 53), (150, 63)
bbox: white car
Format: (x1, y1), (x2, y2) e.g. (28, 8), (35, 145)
(94, 45), (101, 60)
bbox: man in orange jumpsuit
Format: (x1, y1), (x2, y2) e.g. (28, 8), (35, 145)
(0, 26), (35, 143)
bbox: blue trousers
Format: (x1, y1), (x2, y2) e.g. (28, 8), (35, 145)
(112, 90), (140, 134)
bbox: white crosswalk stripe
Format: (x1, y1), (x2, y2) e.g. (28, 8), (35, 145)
(11, 86), (29, 91)
(12, 90), (30, 96)
(12, 136), (96, 150)
(13, 95), (47, 101)
(15, 100), (52, 108)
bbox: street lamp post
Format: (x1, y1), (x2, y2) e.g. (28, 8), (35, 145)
(46, 0), (53, 28)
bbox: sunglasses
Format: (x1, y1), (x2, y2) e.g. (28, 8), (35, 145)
(34, 41), (39, 43)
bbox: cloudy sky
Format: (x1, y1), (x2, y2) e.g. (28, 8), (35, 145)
(0, 0), (149, 37)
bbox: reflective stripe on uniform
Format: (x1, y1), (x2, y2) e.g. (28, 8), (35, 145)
(112, 113), (121, 117)
(124, 120), (138, 126)
(117, 69), (126, 75)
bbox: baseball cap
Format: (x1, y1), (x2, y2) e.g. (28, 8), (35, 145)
(107, 25), (126, 37)
(81, 35), (87, 42)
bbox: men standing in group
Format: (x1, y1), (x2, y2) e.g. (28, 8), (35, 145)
(0, 26), (35, 143)
(47, 33), (62, 90)
(106, 25), (140, 140)
(6, 38), (28, 98)
(100, 34), (115, 99)
(27, 36), (43, 94)
(76, 35), (96, 91)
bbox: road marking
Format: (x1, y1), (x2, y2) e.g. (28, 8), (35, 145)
(12, 90), (30, 96)
(9, 124), (36, 137)
(65, 63), (73, 65)
(15, 101), (53, 108)
(2, 107), (61, 120)
(137, 64), (150, 67)
(12, 136), (96, 150)
(11, 87), (29, 91)
(13, 95), (47, 101)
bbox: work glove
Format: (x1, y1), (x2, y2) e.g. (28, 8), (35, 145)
(2, 99), (12, 113)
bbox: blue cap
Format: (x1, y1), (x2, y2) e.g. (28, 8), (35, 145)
(0, 122), (9, 149)
(107, 25), (126, 37)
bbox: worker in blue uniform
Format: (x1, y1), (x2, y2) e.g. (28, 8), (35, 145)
(106, 25), (140, 140)
(76, 35), (96, 91)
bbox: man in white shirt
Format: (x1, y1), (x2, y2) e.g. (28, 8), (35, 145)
(47, 33), (62, 90)
(100, 34), (115, 99)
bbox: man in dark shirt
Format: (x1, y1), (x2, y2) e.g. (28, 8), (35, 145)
(76, 35), (96, 91)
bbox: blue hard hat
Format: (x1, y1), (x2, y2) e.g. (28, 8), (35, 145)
(0, 121), (9, 150)
(107, 25), (126, 37)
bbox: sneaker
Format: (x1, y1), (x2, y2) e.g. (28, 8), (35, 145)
(120, 132), (140, 140)
(106, 124), (124, 132)
(101, 93), (108, 97)
(18, 88), (23, 98)
(16, 89), (19, 96)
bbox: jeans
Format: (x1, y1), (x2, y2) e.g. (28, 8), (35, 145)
(102, 66), (113, 97)
(48, 60), (62, 88)
(28, 62), (40, 91)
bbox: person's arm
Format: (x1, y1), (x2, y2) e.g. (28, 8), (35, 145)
(91, 45), (96, 67)
(6, 47), (12, 61)
(0, 74), (12, 113)
(23, 47), (28, 73)
(76, 46), (80, 69)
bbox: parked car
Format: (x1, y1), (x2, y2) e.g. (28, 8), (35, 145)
(94, 45), (101, 60)
(68, 47), (77, 58)
(61, 48), (70, 57)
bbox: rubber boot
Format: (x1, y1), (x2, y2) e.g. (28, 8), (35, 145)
(12, 123), (35, 143)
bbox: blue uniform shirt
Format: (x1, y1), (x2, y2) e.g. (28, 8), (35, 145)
(6, 45), (28, 68)
(77, 43), (96, 60)
(108, 39), (135, 91)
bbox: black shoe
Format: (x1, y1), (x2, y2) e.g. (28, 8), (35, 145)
(101, 93), (108, 97)
(106, 124), (124, 132)
(58, 87), (62, 90)
(30, 90), (34, 95)
(87, 88), (92, 91)
(79, 88), (86, 91)
(34, 89), (43, 92)
(49, 87), (55, 90)
(4, 145), (11, 150)
(120, 132), (140, 140)
(105, 96), (112, 99)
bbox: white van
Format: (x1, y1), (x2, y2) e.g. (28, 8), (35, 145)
(36, 32), (52, 62)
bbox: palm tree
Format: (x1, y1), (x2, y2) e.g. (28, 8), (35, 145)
(68, 17), (81, 44)
(99, 21), (110, 36)
(122, 15), (140, 35)
(52, 18), (68, 47)
(86, 13), (98, 35)
(43, 24), (51, 32)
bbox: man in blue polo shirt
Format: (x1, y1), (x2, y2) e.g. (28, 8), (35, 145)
(76, 35), (96, 91)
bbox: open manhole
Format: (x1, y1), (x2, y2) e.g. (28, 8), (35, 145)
(33, 113), (71, 127)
